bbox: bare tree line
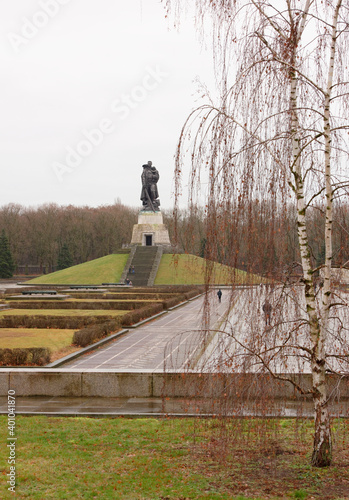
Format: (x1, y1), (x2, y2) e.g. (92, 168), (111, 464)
(0, 200), (347, 275)
(168, 202), (349, 277)
(0, 202), (137, 273)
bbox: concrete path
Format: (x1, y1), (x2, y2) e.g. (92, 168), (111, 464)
(63, 290), (231, 370)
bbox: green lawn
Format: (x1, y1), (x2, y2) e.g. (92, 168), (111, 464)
(26, 254), (129, 285)
(0, 309), (125, 317)
(6, 298), (161, 303)
(0, 417), (348, 499)
(155, 254), (262, 285)
(0, 328), (75, 349)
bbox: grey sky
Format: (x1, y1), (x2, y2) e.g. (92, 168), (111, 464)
(1, 0), (213, 210)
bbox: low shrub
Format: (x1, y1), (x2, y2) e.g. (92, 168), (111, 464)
(0, 315), (107, 329)
(10, 301), (151, 311)
(121, 302), (164, 326)
(101, 293), (179, 300)
(151, 285), (203, 294)
(67, 286), (204, 300)
(0, 347), (51, 366)
(162, 294), (187, 310)
(73, 320), (122, 347)
(184, 289), (202, 300)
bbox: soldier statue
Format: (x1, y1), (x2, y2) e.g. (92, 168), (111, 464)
(140, 161), (160, 211)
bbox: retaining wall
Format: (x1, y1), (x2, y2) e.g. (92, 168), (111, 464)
(0, 370), (348, 400)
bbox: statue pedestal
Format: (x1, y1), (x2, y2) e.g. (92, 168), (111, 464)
(130, 211), (171, 247)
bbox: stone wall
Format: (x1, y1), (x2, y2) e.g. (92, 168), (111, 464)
(0, 369), (348, 400)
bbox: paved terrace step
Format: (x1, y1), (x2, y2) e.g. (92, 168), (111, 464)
(125, 246), (159, 286)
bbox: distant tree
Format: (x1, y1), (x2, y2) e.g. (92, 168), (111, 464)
(0, 230), (15, 278)
(0, 204), (23, 266)
(57, 243), (73, 271)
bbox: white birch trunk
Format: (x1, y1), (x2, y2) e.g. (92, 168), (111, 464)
(290, 0), (342, 467)
(310, 0), (341, 467)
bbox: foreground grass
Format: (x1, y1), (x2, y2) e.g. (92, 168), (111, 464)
(155, 254), (262, 285)
(0, 417), (348, 499)
(26, 254), (128, 285)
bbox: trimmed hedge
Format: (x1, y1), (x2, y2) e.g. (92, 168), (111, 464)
(184, 289), (202, 300)
(9, 301), (155, 311)
(0, 315), (110, 329)
(0, 347), (51, 366)
(120, 302), (164, 326)
(73, 320), (122, 347)
(162, 294), (188, 310)
(68, 285), (203, 298)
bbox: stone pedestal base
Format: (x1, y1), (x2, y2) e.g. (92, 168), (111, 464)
(130, 211), (171, 247)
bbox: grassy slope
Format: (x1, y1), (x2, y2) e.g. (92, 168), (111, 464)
(25, 252), (261, 286)
(154, 254), (261, 285)
(27, 254), (128, 285)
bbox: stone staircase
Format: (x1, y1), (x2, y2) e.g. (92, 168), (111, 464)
(125, 246), (163, 286)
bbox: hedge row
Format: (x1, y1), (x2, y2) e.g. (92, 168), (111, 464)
(161, 289), (202, 309)
(68, 288), (203, 300)
(68, 292), (176, 300)
(73, 320), (122, 347)
(100, 292), (179, 300)
(120, 302), (164, 326)
(0, 347), (51, 366)
(154, 285), (204, 294)
(0, 315), (109, 329)
(70, 285), (202, 297)
(184, 289), (202, 300)
(162, 294), (187, 310)
(8, 287), (59, 293)
(10, 301), (154, 311)
(67, 293), (148, 300)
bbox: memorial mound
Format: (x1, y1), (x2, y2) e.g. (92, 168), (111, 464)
(26, 253), (260, 286)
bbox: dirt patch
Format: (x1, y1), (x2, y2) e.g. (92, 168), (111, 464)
(186, 424), (349, 500)
(50, 345), (81, 362)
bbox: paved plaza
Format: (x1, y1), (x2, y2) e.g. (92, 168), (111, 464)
(1, 285), (348, 417)
(63, 290), (231, 370)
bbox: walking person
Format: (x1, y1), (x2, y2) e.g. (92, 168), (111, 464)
(262, 299), (272, 326)
(217, 288), (222, 303)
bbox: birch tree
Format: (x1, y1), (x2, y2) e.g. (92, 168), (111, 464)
(165, 0), (349, 466)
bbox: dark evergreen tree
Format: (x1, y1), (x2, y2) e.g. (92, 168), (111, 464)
(0, 230), (15, 278)
(57, 243), (73, 270)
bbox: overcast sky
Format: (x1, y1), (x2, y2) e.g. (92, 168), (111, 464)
(0, 0), (214, 211)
